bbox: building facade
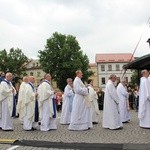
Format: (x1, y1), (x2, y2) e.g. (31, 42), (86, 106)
(24, 59), (57, 88)
(24, 59), (99, 90)
(88, 63), (98, 89)
(96, 53), (134, 90)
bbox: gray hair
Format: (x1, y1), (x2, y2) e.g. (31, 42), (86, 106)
(109, 74), (116, 79)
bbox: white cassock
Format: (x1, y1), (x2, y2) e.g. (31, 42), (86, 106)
(16, 81), (27, 122)
(138, 77), (150, 128)
(38, 80), (57, 131)
(68, 77), (93, 130)
(88, 85), (100, 123)
(148, 76), (150, 85)
(103, 80), (122, 129)
(23, 83), (36, 130)
(60, 84), (74, 124)
(117, 83), (130, 122)
(0, 80), (16, 130)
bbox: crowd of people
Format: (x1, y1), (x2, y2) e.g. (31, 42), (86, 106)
(0, 69), (150, 131)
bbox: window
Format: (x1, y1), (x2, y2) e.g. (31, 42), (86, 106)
(108, 65), (112, 71)
(101, 77), (105, 85)
(37, 72), (41, 77)
(116, 64), (120, 71)
(30, 72), (33, 76)
(101, 65), (105, 71)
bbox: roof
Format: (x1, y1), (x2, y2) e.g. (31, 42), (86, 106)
(24, 59), (41, 69)
(95, 53), (134, 63)
(123, 54), (150, 70)
(89, 63), (97, 67)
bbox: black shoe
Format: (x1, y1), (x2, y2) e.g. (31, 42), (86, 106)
(140, 126), (150, 129)
(25, 127), (36, 131)
(113, 127), (123, 130)
(3, 129), (13, 131)
(93, 122), (98, 124)
(122, 121), (129, 123)
(15, 114), (19, 118)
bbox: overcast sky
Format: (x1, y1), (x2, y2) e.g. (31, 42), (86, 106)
(0, 0), (150, 63)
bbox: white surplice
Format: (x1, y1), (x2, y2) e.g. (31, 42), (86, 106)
(68, 77), (93, 130)
(88, 85), (100, 123)
(117, 83), (130, 122)
(23, 83), (36, 130)
(16, 81), (27, 121)
(60, 84), (74, 124)
(0, 90), (1, 128)
(0, 80), (16, 130)
(103, 80), (122, 129)
(138, 77), (150, 128)
(38, 80), (57, 131)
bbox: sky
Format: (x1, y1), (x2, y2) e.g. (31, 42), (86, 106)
(0, 0), (150, 63)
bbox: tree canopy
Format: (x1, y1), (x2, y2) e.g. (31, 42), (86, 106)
(0, 48), (28, 76)
(130, 70), (140, 87)
(39, 32), (93, 91)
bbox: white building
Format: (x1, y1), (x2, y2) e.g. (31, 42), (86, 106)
(96, 53), (134, 90)
(24, 59), (100, 90)
(24, 59), (44, 86)
(24, 59), (57, 88)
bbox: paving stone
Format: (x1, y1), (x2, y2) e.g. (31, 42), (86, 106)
(0, 111), (150, 149)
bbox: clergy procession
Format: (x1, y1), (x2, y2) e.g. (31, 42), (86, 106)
(0, 69), (150, 133)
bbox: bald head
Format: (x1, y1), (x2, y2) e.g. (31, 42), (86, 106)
(141, 70), (149, 78)
(6, 72), (13, 81)
(28, 76), (35, 84)
(23, 76), (29, 83)
(120, 78), (126, 86)
(76, 70), (83, 78)
(66, 78), (73, 86)
(120, 78), (126, 82)
(67, 78), (72, 82)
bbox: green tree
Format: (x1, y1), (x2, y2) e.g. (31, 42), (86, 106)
(0, 49), (8, 71)
(130, 70), (140, 87)
(0, 48), (28, 76)
(39, 32), (93, 91)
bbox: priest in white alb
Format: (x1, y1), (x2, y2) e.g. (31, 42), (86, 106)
(138, 70), (150, 128)
(87, 79), (100, 124)
(17, 76), (29, 122)
(60, 78), (74, 124)
(23, 76), (38, 130)
(38, 73), (57, 131)
(68, 70), (93, 130)
(102, 74), (123, 130)
(117, 78), (130, 123)
(0, 72), (16, 131)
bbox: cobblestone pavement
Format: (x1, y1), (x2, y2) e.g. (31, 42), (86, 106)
(0, 110), (150, 149)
